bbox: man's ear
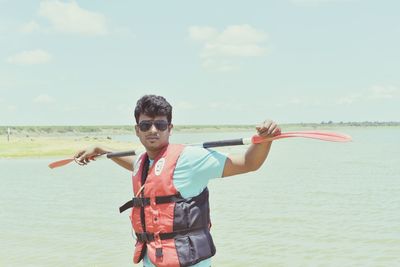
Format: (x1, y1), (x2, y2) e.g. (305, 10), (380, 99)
(169, 124), (173, 136)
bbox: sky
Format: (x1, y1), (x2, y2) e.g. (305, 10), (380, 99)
(0, 0), (399, 126)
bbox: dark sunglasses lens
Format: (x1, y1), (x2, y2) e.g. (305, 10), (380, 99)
(154, 121), (168, 131)
(139, 121), (152, 131)
(138, 120), (169, 131)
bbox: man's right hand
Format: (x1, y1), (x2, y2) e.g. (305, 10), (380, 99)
(74, 146), (109, 166)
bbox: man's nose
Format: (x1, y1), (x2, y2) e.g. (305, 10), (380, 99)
(149, 124), (158, 132)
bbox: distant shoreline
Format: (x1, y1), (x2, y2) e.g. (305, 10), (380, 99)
(0, 135), (139, 159)
(1, 122), (399, 158)
(1, 122), (399, 137)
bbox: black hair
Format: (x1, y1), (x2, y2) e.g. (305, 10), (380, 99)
(134, 95), (172, 124)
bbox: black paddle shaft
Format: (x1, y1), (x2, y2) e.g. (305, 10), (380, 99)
(106, 138), (246, 158)
(202, 138), (245, 148)
(107, 150), (136, 158)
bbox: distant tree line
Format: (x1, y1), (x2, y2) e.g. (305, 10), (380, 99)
(1, 121), (399, 135)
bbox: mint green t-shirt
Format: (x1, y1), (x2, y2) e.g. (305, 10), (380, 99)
(141, 146), (227, 267)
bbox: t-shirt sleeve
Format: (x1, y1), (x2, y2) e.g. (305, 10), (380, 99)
(173, 146), (227, 198)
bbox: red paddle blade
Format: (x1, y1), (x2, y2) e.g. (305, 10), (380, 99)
(281, 130), (352, 139)
(48, 158), (74, 169)
(251, 131), (352, 144)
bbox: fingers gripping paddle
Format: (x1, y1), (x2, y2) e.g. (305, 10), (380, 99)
(48, 130), (351, 169)
(48, 150), (136, 169)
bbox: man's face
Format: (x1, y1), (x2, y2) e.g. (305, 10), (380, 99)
(135, 114), (172, 152)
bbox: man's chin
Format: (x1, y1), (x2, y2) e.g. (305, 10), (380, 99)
(147, 140), (159, 146)
(146, 141), (167, 149)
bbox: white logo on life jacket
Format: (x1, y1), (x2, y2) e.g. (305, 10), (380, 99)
(133, 158), (142, 176)
(154, 158), (165, 176)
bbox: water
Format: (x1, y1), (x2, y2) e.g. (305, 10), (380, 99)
(1, 128), (400, 266)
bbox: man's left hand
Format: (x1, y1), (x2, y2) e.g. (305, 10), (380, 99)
(256, 120), (281, 138)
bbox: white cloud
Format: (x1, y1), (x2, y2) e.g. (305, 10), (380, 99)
(33, 94), (55, 104)
(368, 85), (399, 99)
(7, 49), (52, 65)
(217, 25), (267, 46)
(38, 0), (108, 36)
(336, 85), (399, 105)
(189, 24), (268, 71)
(203, 43), (266, 58)
(336, 96), (354, 105)
(336, 94), (362, 105)
(288, 96), (323, 106)
(189, 26), (218, 42)
(272, 91), (389, 108)
(176, 101), (197, 110)
(64, 105), (79, 112)
(201, 59), (237, 72)
(291, 0), (353, 6)
(292, 0), (334, 3)
(6, 105), (17, 112)
(289, 97), (303, 105)
(19, 20), (41, 33)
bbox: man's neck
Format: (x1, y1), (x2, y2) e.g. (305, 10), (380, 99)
(146, 144), (169, 160)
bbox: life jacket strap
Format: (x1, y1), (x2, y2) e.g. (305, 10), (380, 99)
(135, 227), (207, 243)
(119, 193), (184, 213)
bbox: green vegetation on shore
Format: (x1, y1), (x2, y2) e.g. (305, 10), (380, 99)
(0, 136), (138, 159)
(1, 121), (399, 137)
(1, 122), (399, 158)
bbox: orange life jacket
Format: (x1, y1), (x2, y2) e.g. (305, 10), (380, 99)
(120, 144), (215, 267)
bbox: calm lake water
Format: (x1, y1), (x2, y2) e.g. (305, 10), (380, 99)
(1, 127), (399, 266)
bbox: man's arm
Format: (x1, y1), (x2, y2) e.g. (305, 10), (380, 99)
(74, 145), (134, 171)
(222, 120), (280, 178)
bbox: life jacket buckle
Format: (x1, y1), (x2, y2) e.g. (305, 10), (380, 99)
(156, 247), (163, 258)
(136, 232), (154, 242)
(133, 197), (146, 207)
(154, 232), (163, 258)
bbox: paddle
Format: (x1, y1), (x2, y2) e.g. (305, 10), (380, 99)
(48, 130), (351, 169)
(48, 150), (136, 169)
(202, 130), (351, 148)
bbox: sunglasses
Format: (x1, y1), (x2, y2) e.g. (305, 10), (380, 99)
(138, 120), (169, 132)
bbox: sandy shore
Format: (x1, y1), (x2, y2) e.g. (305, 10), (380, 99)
(2, 123), (395, 158)
(0, 126), (253, 158)
(0, 135), (139, 158)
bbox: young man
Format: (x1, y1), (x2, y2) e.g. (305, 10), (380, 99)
(75, 95), (280, 267)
